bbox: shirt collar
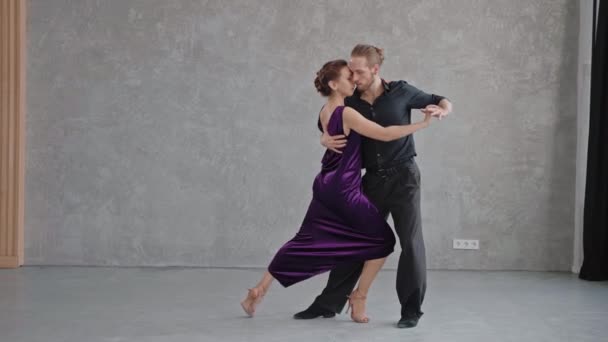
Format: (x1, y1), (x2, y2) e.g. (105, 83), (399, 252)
(382, 79), (391, 91)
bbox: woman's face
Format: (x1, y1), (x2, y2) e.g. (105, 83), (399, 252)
(331, 66), (356, 97)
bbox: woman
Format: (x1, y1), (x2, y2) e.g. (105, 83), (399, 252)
(240, 59), (433, 323)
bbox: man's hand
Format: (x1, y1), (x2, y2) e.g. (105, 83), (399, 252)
(321, 132), (347, 154)
(421, 104), (448, 120)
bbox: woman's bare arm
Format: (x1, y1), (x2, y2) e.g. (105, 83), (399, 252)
(342, 106), (431, 142)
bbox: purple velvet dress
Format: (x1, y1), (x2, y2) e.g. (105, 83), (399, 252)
(268, 106), (395, 287)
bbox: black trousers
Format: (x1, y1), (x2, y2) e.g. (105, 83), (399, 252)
(312, 160), (426, 319)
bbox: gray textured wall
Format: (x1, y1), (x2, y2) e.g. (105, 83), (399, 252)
(25, 0), (579, 270)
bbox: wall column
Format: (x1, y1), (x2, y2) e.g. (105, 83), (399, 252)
(0, 0), (26, 268)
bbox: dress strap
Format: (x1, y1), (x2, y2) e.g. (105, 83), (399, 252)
(334, 106), (345, 133)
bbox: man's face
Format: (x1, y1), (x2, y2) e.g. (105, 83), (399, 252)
(348, 56), (376, 92)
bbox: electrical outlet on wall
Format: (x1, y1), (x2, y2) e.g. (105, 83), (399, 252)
(453, 239), (479, 250)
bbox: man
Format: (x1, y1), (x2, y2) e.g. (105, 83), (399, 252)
(295, 44), (452, 328)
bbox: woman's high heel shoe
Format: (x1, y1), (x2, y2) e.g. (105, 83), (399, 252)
(346, 289), (369, 323)
(240, 287), (265, 317)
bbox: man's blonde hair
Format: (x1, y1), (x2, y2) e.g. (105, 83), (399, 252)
(351, 44), (385, 67)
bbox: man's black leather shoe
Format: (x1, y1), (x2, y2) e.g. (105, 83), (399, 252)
(293, 304), (336, 319)
(397, 317), (419, 328)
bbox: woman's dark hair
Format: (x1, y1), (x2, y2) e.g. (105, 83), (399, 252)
(314, 59), (348, 96)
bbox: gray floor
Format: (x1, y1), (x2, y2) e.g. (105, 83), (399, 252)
(1, 267), (607, 342)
